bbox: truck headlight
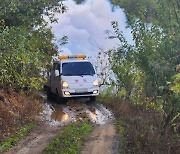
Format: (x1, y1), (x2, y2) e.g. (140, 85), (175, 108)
(62, 81), (69, 89)
(93, 80), (99, 86)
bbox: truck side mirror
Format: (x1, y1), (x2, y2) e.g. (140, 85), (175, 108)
(47, 72), (51, 76)
(55, 70), (60, 76)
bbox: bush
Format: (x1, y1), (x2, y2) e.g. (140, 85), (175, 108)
(0, 25), (57, 92)
(101, 97), (180, 154)
(0, 89), (42, 141)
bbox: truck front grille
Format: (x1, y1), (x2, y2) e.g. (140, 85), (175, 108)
(70, 92), (93, 96)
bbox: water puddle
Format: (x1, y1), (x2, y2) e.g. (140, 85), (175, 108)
(42, 103), (71, 126)
(87, 104), (114, 124)
(51, 108), (69, 122)
(42, 100), (114, 126)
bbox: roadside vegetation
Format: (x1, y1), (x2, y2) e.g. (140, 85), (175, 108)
(0, 0), (66, 148)
(0, 89), (42, 142)
(0, 0), (67, 92)
(97, 0), (180, 153)
(43, 123), (93, 154)
(99, 95), (180, 153)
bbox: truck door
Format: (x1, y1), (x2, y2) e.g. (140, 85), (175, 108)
(50, 63), (57, 94)
(55, 63), (61, 95)
(51, 63), (61, 94)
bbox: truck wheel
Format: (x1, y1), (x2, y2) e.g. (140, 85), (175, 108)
(90, 96), (96, 102)
(47, 88), (53, 99)
(56, 90), (66, 104)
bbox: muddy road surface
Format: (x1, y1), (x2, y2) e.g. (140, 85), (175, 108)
(81, 124), (117, 154)
(4, 96), (118, 154)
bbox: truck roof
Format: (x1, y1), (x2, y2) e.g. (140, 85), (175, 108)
(54, 59), (90, 63)
(53, 54), (90, 64)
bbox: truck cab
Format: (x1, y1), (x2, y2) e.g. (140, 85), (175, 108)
(45, 55), (99, 102)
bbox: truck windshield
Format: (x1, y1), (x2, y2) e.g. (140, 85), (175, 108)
(62, 62), (95, 76)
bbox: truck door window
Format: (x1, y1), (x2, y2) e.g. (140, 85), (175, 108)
(52, 63), (56, 71)
(55, 63), (60, 71)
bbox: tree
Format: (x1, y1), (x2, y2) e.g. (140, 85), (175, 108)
(0, 0), (66, 91)
(0, 0), (67, 27)
(0, 25), (57, 91)
(106, 0), (180, 134)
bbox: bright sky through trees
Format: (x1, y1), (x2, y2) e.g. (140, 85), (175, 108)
(46, 0), (133, 55)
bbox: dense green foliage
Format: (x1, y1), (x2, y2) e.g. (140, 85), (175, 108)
(98, 0), (180, 151)
(112, 0), (180, 27)
(0, 25), (56, 91)
(43, 123), (93, 154)
(108, 0), (180, 128)
(0, 0), (66, 91)
(0, 0), (66, 27)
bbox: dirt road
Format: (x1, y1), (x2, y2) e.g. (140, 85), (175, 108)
(4, 124), (60, 154)
(4, 98), (118, 154)
(81, 124), (117, 154)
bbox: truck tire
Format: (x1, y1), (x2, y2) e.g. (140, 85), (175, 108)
(47, 87), (53, 99)
(90, 96), (96, 102)
(56, 89), (66, 104)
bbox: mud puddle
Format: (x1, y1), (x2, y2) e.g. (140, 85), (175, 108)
(42, 103), (71, 126)
(42, 99), (114, 126)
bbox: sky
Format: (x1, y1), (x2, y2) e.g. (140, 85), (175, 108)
(47, 0), (132, 56)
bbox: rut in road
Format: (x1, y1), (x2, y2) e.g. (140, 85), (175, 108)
(4, 124), (60, 154)
(81, 124), (117, 154)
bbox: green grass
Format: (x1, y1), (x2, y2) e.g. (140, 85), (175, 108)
(0, 123), (36, 153)
(43, 122), (93, 154)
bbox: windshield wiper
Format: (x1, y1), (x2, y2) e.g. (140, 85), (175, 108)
(82, 73), (94, 76)
(62, 74), (74, 76)
(73, 74), (84, 77)
(62, 74), (94, 76)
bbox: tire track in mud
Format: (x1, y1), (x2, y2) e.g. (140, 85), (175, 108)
(4, 125), (60, 154)
(81, 124), (117, 154)
(4, 97), (117, 154)
(80, 101), (118, 154)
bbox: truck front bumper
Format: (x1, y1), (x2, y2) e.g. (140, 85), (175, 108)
(61, 88), (99, 98)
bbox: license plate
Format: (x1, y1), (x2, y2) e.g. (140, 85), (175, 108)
(75, 89), (88, 93)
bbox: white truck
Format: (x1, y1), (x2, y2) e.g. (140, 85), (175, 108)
(45, 54), (99, 102)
